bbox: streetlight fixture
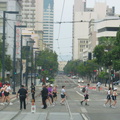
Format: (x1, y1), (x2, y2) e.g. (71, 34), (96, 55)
(2, 11), (19, 84)
(12, 25), (27, 94)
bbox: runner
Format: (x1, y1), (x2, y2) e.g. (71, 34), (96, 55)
(60, 86), (67, 105)
(53, 85), (58, 105)
(47, 84), (54, 106)
(103, 87), (112, 107)
(4, 83), (13, 105)
(111, 88), (117, 108)
(80, 84), (90, 106)
(96, 81), (101, 91)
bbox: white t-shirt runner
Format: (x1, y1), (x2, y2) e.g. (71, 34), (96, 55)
(61, 88), (65, 95)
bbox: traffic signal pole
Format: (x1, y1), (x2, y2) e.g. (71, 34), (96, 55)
(12, 25), (17, 94)
(2, 11), (6, 84)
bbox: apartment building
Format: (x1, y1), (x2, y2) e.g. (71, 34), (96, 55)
(22, 0), (54, 50)
(0, 0), (22, 59)
(72, 0), (115, 61)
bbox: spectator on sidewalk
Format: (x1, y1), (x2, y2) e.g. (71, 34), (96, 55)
(16, 85), (28, 110)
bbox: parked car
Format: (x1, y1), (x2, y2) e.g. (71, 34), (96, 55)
(113, 80), (120, 85)
(72, 76), (79, 79)
(78, 78), (84, 83)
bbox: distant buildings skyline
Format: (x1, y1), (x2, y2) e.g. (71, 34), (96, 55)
(72, 0), (119, 61)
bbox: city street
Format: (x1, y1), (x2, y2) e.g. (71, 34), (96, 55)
(0, 75), (120, 120)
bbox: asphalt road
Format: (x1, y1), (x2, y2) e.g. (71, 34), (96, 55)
(0, 75), (120, 120)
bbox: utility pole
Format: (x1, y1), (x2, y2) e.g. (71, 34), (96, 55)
(2, 11), (6, 84)
(2, 11), (19, 84)
(12, 25), (26, 94)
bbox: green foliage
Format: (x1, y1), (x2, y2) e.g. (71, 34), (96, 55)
(36, 50), (58, 79)
(5, 55), (12, 71)
(93, 45), (105, 65)
(94, 30), (120, 71)
(64, 59), (99, 78)
(98, 71), (108, 79)
(0, 39), (12, 71)
(48, 78), (55, 84)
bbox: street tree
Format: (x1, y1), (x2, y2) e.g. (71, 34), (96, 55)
(36, 50), (58, 83)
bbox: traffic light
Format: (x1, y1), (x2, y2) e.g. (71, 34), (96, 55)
(88, 52), (92, 60)
(111, 70), (114, 77)
(14, 69), (17, 75)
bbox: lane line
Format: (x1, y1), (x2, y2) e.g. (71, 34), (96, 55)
(81, 114), (89, 120)
(81, 107), (87, 113)
(76, 91), (84, 97)
(65, 99), (74, 120)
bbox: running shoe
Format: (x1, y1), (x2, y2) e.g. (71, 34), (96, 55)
(103, 104), (106, 107)
(80, 101), (83, 105)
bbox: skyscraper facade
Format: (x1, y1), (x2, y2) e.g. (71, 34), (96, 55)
(22, 0), (54, 50)
(43, 0), (54, 50)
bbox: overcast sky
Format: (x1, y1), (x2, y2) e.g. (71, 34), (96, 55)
(53, 0), (120, 61)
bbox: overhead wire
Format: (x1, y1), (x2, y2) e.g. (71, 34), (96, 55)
(56, 0), (65, 61)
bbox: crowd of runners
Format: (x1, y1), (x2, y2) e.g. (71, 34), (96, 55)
(40, 84), (66, 109)
(0, 80), (119, 110)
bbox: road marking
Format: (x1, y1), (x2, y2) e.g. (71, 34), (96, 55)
(65, 99), (74, 120)
(81, 107), (87, 113)
(76, 91), (84, 97)
(81, 114), (88, 120)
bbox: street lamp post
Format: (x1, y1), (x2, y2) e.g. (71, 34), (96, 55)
(2, 11), (19, 84)
(20, 34), (26, 87)
(12, 25), (26, 94)
(34, 51), (41, 85)
(25, 40), (35, 87)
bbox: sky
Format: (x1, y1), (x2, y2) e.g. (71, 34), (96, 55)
(53, 0), (120, 61)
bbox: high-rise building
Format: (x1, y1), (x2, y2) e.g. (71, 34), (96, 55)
(22, 0), (54, 50)
(42, 0), (54, 50)
(72, 0), (115, 61)
(0, 0), (22, 59)
(22, 0), (35, 28)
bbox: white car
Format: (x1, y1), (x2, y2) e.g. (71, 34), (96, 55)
(78, 79), (84, 83)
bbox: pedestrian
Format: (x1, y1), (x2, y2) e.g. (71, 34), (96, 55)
(111, 88), (118, 108)
(4, 83), (13, 105)
(0, 85), (6, 105)
(31, 83), (35, 101)
(104, 87), (112, 107)
(96, 81), (101, 91)
(53, 85), (58, 105)
(60, 86), (67, 105)
(47, 84), (54, 106)
(81, 84), (90, 106)
(41, 84), (48, 109)
(16, 85), (28, 110)
(0, 81), (3, 89)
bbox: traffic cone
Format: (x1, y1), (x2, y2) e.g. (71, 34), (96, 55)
(31, 99), (36, 113)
